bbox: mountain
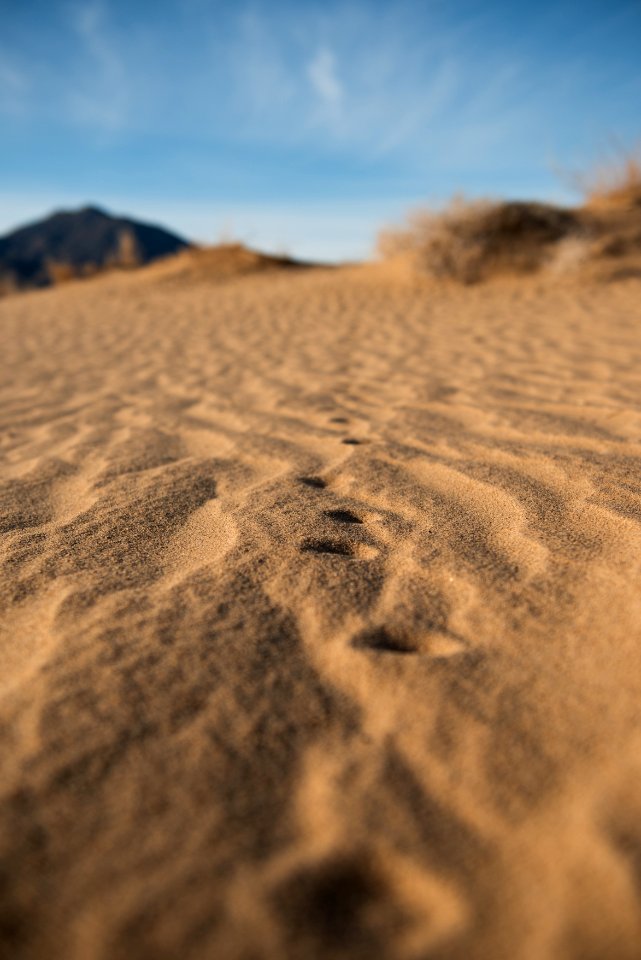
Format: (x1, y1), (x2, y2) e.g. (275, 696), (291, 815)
(0, 206), (191, 291)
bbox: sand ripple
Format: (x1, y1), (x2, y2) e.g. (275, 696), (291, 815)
(2, 268), (641, 957)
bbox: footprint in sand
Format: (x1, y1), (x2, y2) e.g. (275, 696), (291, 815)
(351, 625), (470, 659)
(322, 509), (363, 525)
(300, 539), (378, 560)
(297, 476), (380, 560)
(298, 476), (329, 489)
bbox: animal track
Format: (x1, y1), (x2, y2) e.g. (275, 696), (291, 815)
(351, 625), (470, 658)
(351, 627), (418, 654)
(301, 539), (378, 560)
(341, 438), (367, 446)
(329, 416), (349, 424)
(272, 853), (388, 953)
(323, 509), (363, 525)
(298, 476), (328, 489)
(301, 539), (357, 557)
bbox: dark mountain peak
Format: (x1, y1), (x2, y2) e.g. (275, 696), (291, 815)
(76, 204), (111, 218)
(0, 205), (191, 290)
(38, 205), (111, 228)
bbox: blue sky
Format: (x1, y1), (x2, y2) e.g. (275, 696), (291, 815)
(1, 0), (640, 259)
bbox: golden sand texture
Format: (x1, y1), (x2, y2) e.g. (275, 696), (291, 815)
(2, 264), (641, 959)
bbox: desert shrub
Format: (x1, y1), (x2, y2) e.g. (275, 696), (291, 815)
(546, 234), (594, 275)
(378, 198), (491, 282)
(46, 260), (78, 285)
(571, 145), (641, 209)
(378, 197), (579, 283)
(0, 271), (18, 296)
(114, 227), (141, 268)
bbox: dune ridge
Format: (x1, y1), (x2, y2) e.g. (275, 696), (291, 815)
(2, 264), (641, 958)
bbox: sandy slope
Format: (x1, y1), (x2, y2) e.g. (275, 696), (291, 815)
(2, 264), (641, 959)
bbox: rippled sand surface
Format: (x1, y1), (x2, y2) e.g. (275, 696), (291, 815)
(2, 264), (641, 959)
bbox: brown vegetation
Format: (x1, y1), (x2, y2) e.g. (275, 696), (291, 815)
(578, 146), (641, 209)
(378, 197), (580, 283)
(111, 226), (142, 269)
(0, 271), (18, 296)
(379, 151), (641, 283)
(45, 260), (79, 285)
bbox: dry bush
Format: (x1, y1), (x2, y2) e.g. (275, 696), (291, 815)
(79, 262), (100, 278)
(545, 234), (594, 275)
(571, 145), (641, 209)
(46, 260), (78, 285)
(115, 227), (141, 268)
(378, 197), (579, 283)
(0, 271), (19, 296)
(377, 197), (495, 283)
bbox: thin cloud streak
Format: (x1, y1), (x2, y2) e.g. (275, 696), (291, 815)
(221, 3), (536, 167)
(66, 0), (129, 132)
(307, 47), (343, 111)
(0, 56), (29, 115)
(1, 2), (599, 164)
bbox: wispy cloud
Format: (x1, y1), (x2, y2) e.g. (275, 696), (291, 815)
(307, 47), (343, 113)
(222, 3), (532, 165)
(231, 9), (296, 115)
(66, 0), (128, 132)
(0, 2), (545, 163)
(372, 59), (459, 156)
(0, 56), (29, 115)
(0, 60), (27, 94)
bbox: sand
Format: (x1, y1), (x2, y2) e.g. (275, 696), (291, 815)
(2, 263), (641, 959)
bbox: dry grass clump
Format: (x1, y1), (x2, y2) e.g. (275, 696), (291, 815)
(378, 197), (579, 283)
(46, 260), (79, 285)
(578, 148), (641, 210)
(378, 145), (641, 284)
(0, 271), (18, 296)
(44, 239), (142, 288)
(545, 234), (594, 276)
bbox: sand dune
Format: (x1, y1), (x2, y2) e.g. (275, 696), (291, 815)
(2, 263), (641, 958)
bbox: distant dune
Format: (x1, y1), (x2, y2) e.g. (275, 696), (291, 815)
(143, 241), (318, 285)
(2, 251), (641, 958)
